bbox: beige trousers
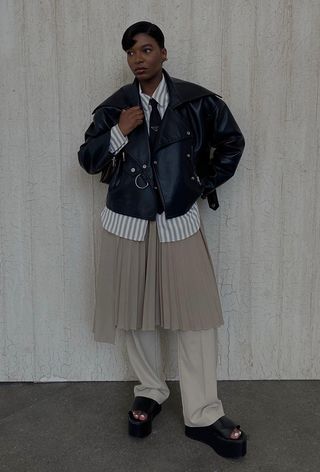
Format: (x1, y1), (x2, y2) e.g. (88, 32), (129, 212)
(125, 326), (225, 427)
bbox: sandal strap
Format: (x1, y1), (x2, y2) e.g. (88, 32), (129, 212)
(212, 415), (242, 439)
(131, 396), (160, 415)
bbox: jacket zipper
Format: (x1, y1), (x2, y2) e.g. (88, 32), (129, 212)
(147, 136), (166, 210)
(187, 147), (202, 185)
(112, 149), (126, 166)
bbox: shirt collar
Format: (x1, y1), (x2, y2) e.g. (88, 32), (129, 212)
(138, 72), (168, 108)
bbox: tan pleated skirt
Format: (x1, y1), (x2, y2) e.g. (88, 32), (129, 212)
(92, 216), (224, 344)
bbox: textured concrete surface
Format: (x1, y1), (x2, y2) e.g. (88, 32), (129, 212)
(0, 380), (319, 471)
(1, 0), (320, 381)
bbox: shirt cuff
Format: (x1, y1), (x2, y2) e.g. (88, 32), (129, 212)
(109, 124), (128, 154)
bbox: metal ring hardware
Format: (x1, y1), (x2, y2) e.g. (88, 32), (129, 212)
(135, 173), (149, 189)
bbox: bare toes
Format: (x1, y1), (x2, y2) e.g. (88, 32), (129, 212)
(230, 428), (241, 439)
(132, 410), (148, 420)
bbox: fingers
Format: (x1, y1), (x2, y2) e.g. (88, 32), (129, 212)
(124, 105), (142, 111)
(131, 108), (144, 119)
(121, 106), (143, 116)
(119, 105), (144, 133)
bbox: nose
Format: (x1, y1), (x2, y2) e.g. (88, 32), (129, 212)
(134, 52), (144, 64)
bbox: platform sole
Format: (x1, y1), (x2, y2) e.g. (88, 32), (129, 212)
(185, 424), (247, 458)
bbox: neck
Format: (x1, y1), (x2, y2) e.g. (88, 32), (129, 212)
(139, 70), (163, 96)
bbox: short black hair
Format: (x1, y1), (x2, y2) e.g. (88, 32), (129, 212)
(121, 21), (165, 51)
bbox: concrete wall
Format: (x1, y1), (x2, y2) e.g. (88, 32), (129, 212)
(1, 0), (319, 381)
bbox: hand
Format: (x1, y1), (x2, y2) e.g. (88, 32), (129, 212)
(118, 106), (144, 136)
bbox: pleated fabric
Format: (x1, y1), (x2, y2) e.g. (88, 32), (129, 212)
(93, 216), (224, 345)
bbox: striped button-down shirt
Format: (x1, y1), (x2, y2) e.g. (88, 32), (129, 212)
(100, 72), (200, 242)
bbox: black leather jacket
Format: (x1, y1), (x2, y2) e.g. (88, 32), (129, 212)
(78, 68), (245, 220)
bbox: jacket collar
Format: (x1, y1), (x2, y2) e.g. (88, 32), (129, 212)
(91, 68), (221, 160)
(92, 67), (221, 113)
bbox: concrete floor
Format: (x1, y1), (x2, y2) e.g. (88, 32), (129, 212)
(0, 380), (319, 471)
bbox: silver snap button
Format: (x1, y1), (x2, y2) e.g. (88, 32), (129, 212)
(187, 131), (191, 135)
(142, 164), (147, 168)
(153, 160), (157, 164)
(130, 167), (135, 172)
(186, 153), (191, 157)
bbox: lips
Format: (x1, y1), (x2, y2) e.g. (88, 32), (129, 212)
(135, 68), (147, 73)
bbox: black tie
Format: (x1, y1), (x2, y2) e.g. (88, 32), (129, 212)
(149, 98), (161, 152)
(148, 97), (164, 214)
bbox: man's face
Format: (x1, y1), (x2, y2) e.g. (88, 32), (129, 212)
(126, 33), (167, 80)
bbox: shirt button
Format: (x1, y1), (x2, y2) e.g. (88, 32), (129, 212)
(142, 164), (147, 168)
(130, 167), (135, 172)
(153, 160), (157, 164)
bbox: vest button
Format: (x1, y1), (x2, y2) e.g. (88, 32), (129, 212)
(153, 160), (157, 164)
(154, 186), (158, 189)
(187, 131), (191, 135)
(191, 176), (195, 180)
(142, 164), (147, 168)
(186, 153), (191, 157)
(130, 167), (135, 172)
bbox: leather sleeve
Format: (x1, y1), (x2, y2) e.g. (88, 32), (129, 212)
(78, 107), (120, 174)
(201, 96), (245, 196)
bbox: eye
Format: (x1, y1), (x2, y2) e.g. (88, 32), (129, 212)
(127, 48), (152, 56)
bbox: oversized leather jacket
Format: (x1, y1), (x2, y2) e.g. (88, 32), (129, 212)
(78, 67), (245, 220)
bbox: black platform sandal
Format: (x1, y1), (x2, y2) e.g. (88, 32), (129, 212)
(185, 415), (247, 458)
(128, 396), (162, 438)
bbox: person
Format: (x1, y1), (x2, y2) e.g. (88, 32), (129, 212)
(78, 21), (247, 458)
